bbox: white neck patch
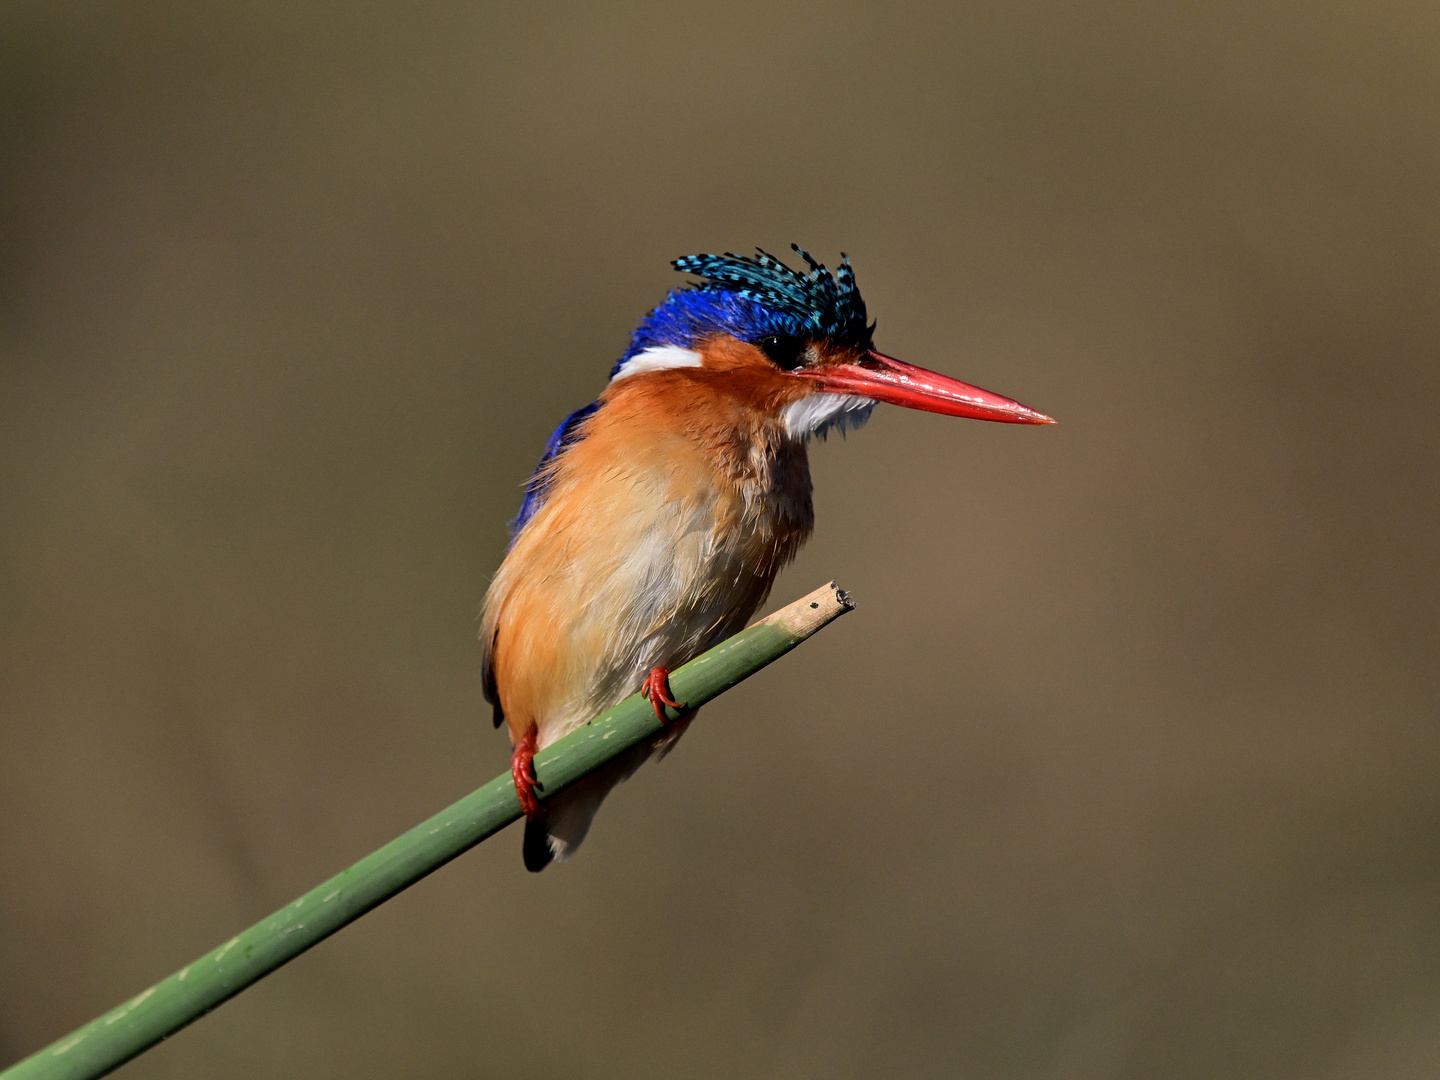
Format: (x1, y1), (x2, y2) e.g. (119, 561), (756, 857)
(610, 345), (704, 382)
(782, 392), (877, 441)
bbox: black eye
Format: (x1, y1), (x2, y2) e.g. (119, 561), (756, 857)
(757, 334), (805, 370)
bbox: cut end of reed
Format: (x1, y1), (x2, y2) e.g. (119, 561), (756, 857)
(756, 581), (855, 638)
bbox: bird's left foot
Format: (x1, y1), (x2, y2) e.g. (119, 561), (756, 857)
(641, 666), (686, 723)
(511, 728), (544, 820)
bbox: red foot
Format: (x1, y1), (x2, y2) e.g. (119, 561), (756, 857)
(511, 727), (544, 820)
(641, 666), (686, 723)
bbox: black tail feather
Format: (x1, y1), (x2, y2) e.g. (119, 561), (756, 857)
(523, 816), (554, 873)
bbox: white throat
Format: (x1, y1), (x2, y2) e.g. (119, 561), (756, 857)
(781, 392), (876, 441)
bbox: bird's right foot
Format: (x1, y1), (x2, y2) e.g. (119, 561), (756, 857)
(511, 728), (544, 819)
(641, 666), (686, 723)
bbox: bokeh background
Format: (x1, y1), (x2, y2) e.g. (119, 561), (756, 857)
(2, 2), (1438, 1077)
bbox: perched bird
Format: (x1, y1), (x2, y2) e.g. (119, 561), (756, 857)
(481, 246), (1052, 871)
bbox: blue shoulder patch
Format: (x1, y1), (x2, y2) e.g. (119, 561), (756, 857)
(509, 401), (599, 543)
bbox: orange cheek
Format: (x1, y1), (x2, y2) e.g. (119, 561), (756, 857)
(691, 334), (818, 419)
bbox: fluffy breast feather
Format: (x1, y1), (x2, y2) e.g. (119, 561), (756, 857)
(482, 372), (814, 750)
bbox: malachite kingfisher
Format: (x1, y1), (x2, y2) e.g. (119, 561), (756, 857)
(481, 246), (1054, 871)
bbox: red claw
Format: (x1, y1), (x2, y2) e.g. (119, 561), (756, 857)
(642, 666), (686, 723)
(511, 727), (544, 819)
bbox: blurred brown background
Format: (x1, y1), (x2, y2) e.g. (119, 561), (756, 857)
(2, 2), (1438, 1077)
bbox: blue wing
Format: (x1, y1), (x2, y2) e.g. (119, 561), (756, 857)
(486, 400), (601, 728)
(509, 401), (600, 543)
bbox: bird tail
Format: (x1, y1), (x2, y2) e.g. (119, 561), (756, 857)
(523, 716), (693, 872)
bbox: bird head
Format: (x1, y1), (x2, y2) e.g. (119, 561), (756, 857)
(609, 245), (1055, 439)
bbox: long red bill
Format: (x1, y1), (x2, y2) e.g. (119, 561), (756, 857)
(798, 350), (1055, 425)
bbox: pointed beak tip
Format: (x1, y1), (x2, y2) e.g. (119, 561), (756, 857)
(994, 408), (1056, 426)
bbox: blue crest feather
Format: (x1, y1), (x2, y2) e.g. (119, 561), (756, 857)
(611, 244), (872, 375)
